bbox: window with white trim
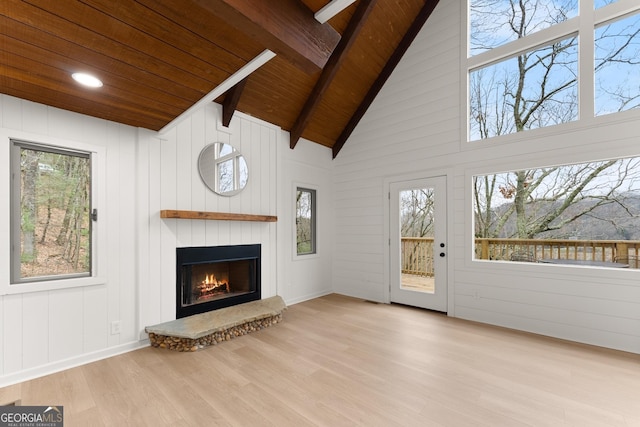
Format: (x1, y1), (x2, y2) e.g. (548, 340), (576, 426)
(10, 140), (95, 284)
(473, 156), (640, 268)
(468, 0), (640, 141)
(296, 187), (316, 255)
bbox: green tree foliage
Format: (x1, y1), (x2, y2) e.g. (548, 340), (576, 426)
(19, 146), (91, 279)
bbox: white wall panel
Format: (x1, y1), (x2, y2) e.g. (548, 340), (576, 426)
(20, 101), (48, 135)
(2, 295), (23, 374)
(105, 125), (122, 349)
(453, 303), (640, 353)
(21, 292), (49, 370)
(137, 130), (157, 335)
(332, 0), (640, 354)
(48, 288), (84, 362)
(139, 105), (280, 325)
(277, 137), (334, 305)
(158, 125), (178, 323)
(0, 95), (143, 385)
(82, 285), (108, 353)
(190, 108), (207, 219)
(0, 95), (23, 129)
(176, 119), (194, 246)
(115, 126), (139, 344)
(0, 294), (3, 377)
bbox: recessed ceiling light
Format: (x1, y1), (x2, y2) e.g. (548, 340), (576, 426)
(71, 72), (103, 88)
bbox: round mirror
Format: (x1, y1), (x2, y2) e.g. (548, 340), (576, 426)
(198, 142), (248, 196)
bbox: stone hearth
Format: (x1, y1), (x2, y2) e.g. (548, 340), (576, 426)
(145, 296), (286, 352)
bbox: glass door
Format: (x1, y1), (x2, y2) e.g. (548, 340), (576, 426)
(389, 176), (447, 312)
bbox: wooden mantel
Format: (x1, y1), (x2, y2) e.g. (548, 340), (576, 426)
(160, 210), (277, 222)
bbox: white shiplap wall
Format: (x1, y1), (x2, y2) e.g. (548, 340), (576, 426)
(332, 0), (461, 303)
(333, 0), (640, 354)
(0, 95), (145, 386)
(277, 137), (335, 305)
(138, 104), (279, 327)
(0, 95), (334, 385)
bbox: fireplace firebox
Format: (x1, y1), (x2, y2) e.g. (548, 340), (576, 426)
(176, 244), (261, 319)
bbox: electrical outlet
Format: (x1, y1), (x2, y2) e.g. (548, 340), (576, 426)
(110, 321), (121, 335)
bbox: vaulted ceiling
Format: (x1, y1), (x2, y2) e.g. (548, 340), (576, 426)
(0, 0), (439, 157)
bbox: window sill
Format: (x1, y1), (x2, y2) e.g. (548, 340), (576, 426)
(293, 252), (320, 261)
(0, 276), (106, 295)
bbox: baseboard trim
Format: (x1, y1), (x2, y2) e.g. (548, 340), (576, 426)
(0, 340), (150, 388)
(284, 289), (333, 306)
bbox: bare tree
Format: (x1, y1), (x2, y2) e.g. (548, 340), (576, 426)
(475, 160), (640, 239)
(400, 189), (435, 238)
(470, 0), (640, 240)
(296, 189), (314, 253)
(595, 13), (640, 114)
(470, 0), (579, 139)
(474, 174), (498, 238)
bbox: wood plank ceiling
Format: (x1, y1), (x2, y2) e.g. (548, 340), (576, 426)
(0, 0), (439, 157)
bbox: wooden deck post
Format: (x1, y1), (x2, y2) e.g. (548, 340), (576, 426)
(616, 242), (628, 264)
(481, 239), (489, 260)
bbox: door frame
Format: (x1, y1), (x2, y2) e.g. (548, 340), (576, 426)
(382, 169), (454, 314)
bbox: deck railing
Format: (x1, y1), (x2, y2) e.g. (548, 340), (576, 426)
(401, 237), (640, 276)
(401, 237), (434, 277)
(475, 238), (640, 267)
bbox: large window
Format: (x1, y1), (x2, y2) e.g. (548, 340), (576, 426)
(468, 0), (640, 141)
(473, 156), (640, 267)
(10, 140), (94, 283)
(296, 187), (316, 255)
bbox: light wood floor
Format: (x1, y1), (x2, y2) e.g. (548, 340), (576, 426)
(2, 294), (639, 426)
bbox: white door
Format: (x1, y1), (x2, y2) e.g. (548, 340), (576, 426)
(390, 176), (447, 312)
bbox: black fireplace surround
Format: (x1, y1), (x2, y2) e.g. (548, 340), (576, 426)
(176, 244), (261, 319)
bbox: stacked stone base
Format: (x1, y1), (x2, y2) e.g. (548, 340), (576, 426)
(148, 313), (282, 352)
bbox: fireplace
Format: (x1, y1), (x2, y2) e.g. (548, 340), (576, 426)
(176, 244), (261, 319)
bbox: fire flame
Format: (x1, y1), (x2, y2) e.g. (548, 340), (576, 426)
(197, 273), (230, 296)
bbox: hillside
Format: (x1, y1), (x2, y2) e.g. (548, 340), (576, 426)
(490, 192), (640, 240)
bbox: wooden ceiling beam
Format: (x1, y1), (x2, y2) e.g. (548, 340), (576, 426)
(332, 0), (441, 159)
(290, 0), (377, 149)
(222, 78), (248, 127)
(192, 0), (341, 74)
